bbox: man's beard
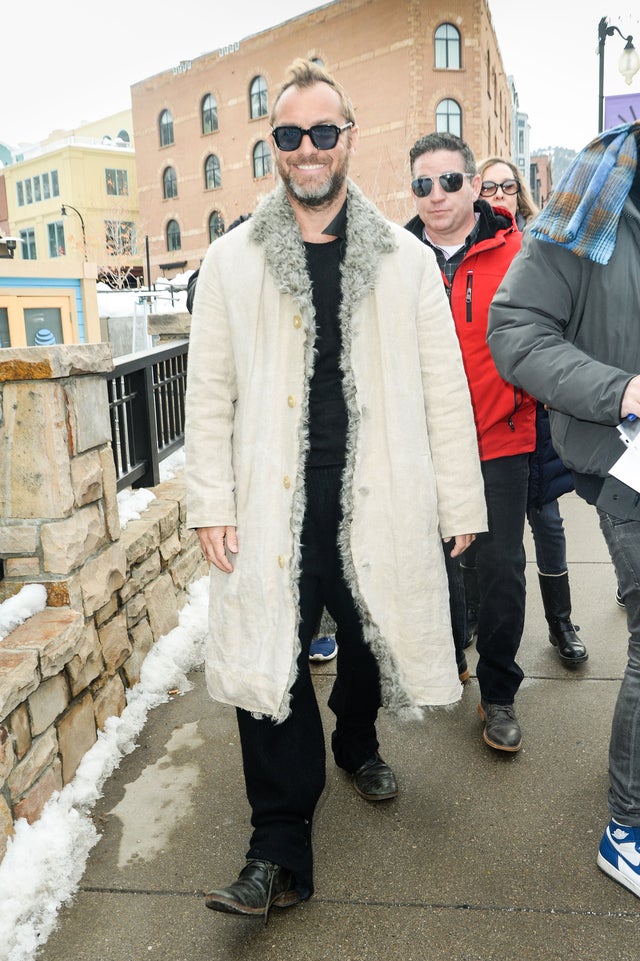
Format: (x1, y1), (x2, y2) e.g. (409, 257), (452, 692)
(277, 158), (347, 209)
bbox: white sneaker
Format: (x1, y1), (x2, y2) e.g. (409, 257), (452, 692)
(597, 818), (640, 898)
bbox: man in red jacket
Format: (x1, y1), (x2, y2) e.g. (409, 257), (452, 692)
(405, 132), (536, 752)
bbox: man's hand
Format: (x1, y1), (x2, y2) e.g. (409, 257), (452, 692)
(443, 533), (476, 557)
(621, 375), (640, 419)
(197, 526), (238, 573)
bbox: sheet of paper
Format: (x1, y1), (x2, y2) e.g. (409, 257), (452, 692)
(609, 439), (640, 494)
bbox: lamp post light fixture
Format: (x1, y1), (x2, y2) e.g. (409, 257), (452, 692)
(598, 16), (640, 133)
(61, 203), (87, 259)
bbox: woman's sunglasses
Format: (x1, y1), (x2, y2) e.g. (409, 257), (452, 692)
(480, 179), (520, 197)
(271, 122), (354, 151)
(410, 172), (471, 197)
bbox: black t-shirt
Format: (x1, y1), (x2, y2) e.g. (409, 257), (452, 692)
(305, 236), (348, 467)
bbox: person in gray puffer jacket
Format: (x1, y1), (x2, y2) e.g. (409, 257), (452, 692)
(487, 121), (640, 903)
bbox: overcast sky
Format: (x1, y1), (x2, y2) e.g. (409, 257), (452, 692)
(1, 0), (639, 154)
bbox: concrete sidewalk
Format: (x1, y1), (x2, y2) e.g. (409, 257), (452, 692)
(38, 494), (640, 961)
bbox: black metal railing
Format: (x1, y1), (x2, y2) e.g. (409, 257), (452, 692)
(106, 340), (188, 491)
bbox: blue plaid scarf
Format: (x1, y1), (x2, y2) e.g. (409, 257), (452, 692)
(530, 121), (639, 264)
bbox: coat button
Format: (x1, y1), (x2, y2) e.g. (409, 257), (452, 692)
(293, 315), (302, 328)
(278, 555), (286, 568)
(287, 395), (296, 408)
(283, 475), (291, 489)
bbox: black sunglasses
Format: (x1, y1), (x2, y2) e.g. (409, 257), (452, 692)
(410, 172), (470, 197)
(271, 122), (354, 151)
(480, 179), (520, 197)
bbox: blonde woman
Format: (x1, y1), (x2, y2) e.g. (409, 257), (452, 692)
(478, 156), (538, 229)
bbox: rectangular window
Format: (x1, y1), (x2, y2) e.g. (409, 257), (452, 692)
(48, 221), (65, 257)
(105, 220), (137, 254)
(19, 228), (37, 260)
(25, 180), (33, 204)
(42, 172), (51, 199)
(105, 168), (129, 196)
(51, 170), (59, 196)
(17, 182), (24, 206)
(33, 176), (42, 202)
(25, 307), (64, 346)
(0, 307), (10, 348)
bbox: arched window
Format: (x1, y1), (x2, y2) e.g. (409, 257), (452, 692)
(434, 24), (461, 69)
(436, 99), (462, 138)
(163, 167), (178, 200)
(166, 219), (181, 251)
(249, 76), (268, 119)
(202, 94), (218, 134)
(209, 210), (225, 242)
(253, 140), (271, 179)
(204, 154), (221, 190)
(159, 109), (174, 147)
(117, 129), (131, 143)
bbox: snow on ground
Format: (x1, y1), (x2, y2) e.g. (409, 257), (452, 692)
(0, 446), (203, 961)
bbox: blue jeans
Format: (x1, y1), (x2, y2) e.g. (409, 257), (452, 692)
(597, 509), (640, 825)
(473, 454), (530, 704)
(527, 499), (567, 574)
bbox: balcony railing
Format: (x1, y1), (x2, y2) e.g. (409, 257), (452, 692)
(106, 339), (188, 491)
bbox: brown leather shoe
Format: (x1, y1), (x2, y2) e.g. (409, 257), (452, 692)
(352, 754), (398, 801)
(205, 859), (302, 922)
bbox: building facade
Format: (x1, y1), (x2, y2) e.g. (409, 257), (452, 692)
(2, 111), (142, 289)
(131, 0), (513, 281)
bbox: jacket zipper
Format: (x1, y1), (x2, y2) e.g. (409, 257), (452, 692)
(465, 271), (473, 323)
(507, 386), (522, 431)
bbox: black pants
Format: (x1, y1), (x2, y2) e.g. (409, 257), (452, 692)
(236, 467), (382, 896)
(471, 453), (529, 704)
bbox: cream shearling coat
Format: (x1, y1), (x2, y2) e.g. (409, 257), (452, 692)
(185, 181), (487, 722)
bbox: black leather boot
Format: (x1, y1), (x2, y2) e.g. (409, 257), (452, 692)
(538, 572), (588, 665)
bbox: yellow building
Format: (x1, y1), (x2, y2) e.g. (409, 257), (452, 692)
(3, 110), (142, 288)
(131, 0), (512, 281)
(0, 258), (100, 349)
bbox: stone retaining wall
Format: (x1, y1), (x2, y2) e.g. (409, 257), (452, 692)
(0, 344), (206, 863)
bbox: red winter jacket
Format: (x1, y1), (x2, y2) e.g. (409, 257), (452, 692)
(406, 202), (536, 461)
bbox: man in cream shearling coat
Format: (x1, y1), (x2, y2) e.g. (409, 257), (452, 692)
(185, 59), (487, 920)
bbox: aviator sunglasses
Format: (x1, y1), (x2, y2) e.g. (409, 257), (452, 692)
(271, 121), (354, 151)
(480, 179), (520, 197)
(411, 171), (471, 197)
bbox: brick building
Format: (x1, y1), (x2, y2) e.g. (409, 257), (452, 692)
(131, 0), (512, 282)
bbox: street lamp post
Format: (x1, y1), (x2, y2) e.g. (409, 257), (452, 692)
(598, 16), (640, 133)
(61, 203), (87, 260)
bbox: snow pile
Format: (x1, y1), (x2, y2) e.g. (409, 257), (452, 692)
(0, 577), (209, 961)
(0, 585), (47, 642)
